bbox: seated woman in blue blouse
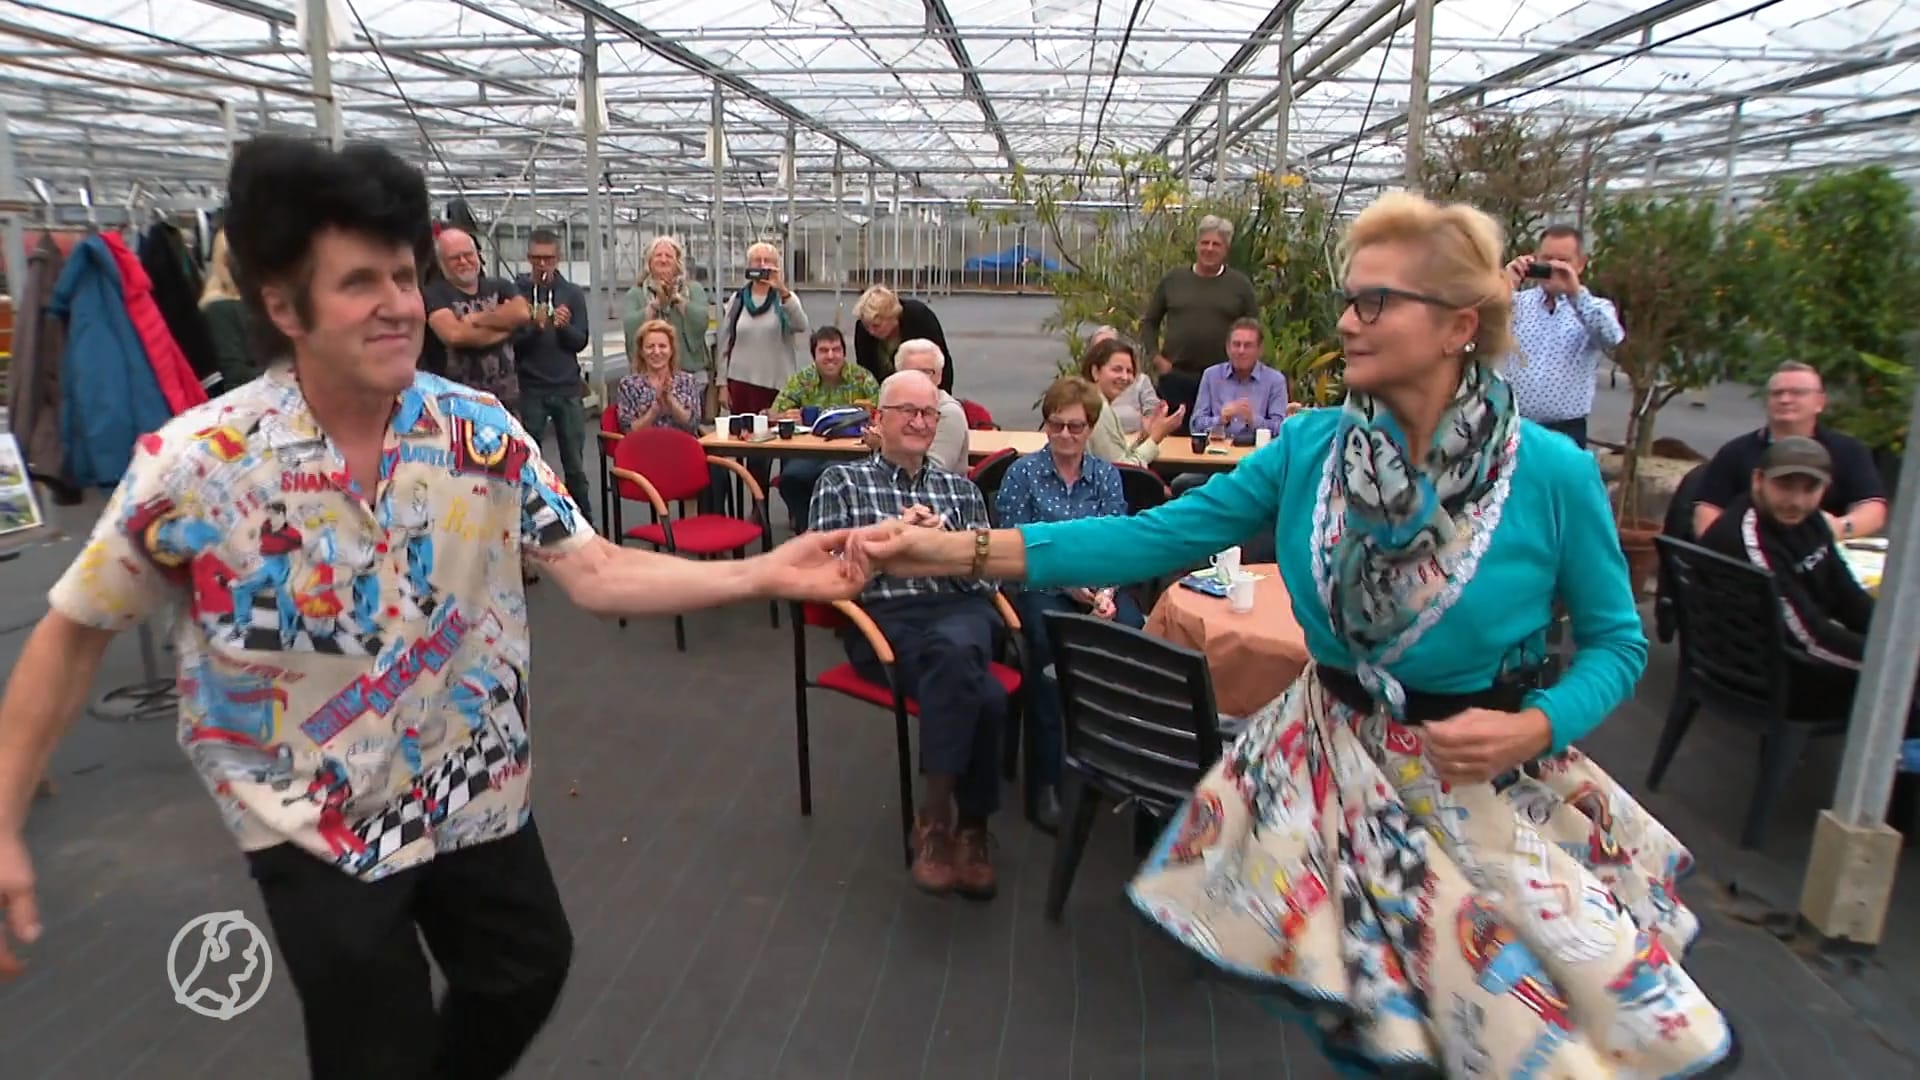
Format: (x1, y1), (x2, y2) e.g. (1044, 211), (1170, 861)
(846, 193), (1734, 1077)
(993, 375), (1145, 832)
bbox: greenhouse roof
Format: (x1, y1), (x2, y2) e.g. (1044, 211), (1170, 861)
(0, 0), (1914, 205)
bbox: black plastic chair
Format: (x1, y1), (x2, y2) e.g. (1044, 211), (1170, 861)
(967, 447), (1020, 524)
(1649, 536), (1853, 849)
(1041, 611), (1225, 921)
(1115, 462), (1171, 515)
(1654, 464), (1709, 644)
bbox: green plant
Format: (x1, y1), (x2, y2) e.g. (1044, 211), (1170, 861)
(971, 151), (1343, 404)
(1419, 111), (1597, 251)
(1741, 166), (1920, 452)
(1584, 194), (1754, 522)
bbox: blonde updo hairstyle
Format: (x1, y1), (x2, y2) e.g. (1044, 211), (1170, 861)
(1338, 192), (1513, 364)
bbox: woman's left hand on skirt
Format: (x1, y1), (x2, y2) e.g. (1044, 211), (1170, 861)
(1423, 707), (1553, 784)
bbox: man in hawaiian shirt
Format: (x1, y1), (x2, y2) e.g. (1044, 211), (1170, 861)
(0, 137), (865, 1079)
(769, 325), (880, 528)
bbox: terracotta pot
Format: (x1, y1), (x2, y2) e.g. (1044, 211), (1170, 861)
(1616, 517), (1662, 601)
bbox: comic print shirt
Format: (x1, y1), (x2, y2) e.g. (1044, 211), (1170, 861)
(47, 368), (595, 881)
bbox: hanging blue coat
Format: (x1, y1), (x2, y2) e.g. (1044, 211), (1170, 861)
(50, 234), (174, 490)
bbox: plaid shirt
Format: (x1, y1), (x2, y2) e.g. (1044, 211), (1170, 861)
(810, 452), (994, 604)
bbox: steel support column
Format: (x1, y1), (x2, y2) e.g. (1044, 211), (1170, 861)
(582, 12), (610, 386)
(831, 146), (845, 323)
(1404, 0), (1435, 189)
(784, 122), (797, 282)
(303, 0), (341, 146)
(1275, 11), (1294, 170)
(709, 81), (724, 305)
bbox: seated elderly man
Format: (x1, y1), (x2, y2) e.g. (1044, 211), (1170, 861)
(889, 337), (970, 472)
(809, 371), (1006, 897)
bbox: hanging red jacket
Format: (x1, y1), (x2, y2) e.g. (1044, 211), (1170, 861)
(101, 231), (208, 415)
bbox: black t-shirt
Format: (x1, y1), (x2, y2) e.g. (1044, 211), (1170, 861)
(425, 276), (521, 402)
(1694, 425), (1885, 519)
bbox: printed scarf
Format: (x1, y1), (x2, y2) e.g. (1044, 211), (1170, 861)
(1324, 363), (1518, 709)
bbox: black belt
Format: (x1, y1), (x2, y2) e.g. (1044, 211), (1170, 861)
(1316, 665), (1537, 725)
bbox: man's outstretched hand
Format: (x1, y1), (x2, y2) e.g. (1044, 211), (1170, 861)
(753, 528), (871, 602)
(0, 830), (41, 979)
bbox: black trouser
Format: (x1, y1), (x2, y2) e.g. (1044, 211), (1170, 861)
(246, 820), (573, 1080)
(845, 593), (1007, 821)
(1156, 370), (1201, 435)
(1537, 415), (1588, 449)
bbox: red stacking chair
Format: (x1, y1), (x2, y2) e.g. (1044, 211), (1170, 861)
(960, 399), (999, 430)
(791, 597), (1027, 865)
(595, 406), (623, 528)
(608, 427), (776, 650)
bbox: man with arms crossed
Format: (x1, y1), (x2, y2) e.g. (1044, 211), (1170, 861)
(0, 137), (863, 1080)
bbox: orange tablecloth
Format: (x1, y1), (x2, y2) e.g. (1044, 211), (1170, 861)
(1143, 564), (1310, 717)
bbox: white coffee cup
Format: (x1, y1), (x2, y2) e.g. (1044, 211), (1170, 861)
(1228, 571), (1256, 613)
(1210, 545), (1242, 579)
(715, 412), (732, 437)
(1254, 427), (1272, 448)
(753, 413), (770, 437)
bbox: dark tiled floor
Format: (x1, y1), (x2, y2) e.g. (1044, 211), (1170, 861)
(2, 293), (1916, 1076)
(3, 551), (1916, 1078)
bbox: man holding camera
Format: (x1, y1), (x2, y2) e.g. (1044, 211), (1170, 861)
(1502, 224), (1624, 449)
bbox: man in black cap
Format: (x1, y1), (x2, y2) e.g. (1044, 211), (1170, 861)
(1698, 435), (1874, 670)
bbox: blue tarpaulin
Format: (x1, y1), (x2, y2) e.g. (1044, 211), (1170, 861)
(963, 244), (1058, 272)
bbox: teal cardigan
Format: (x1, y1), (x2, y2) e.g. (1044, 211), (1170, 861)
(1019, 407), (1646, 752)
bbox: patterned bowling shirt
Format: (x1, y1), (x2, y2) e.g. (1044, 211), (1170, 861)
(48, 367), (595, 881)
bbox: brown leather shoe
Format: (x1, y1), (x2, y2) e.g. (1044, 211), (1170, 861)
(911, 819), (956, 894)
(953, 826), (997, 900)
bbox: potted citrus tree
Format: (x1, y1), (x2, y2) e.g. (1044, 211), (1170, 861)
(1584, 194), (1755, 594)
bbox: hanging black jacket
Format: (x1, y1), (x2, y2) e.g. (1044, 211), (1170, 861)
(1698, 493), (1875, 668)
(139, 222), (222, 388)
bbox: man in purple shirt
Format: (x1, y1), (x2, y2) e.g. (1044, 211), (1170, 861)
(1190, 318), (1289, 440)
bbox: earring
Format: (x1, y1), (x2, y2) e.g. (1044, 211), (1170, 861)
(1461, 341), (1477, 355)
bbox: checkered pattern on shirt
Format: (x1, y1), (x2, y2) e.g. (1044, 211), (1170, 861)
(809, 453), (995, 603)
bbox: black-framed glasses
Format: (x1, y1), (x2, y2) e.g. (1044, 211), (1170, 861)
(1043, 418), (1090, 435)
(1336, 287), (1458, 324)
(879, 404), (941, 424)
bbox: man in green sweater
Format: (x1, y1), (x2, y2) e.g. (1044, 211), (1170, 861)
(1140, 214), (1258, 433)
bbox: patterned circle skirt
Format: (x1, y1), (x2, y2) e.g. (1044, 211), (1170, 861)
(1128, 665), (1737, 1078)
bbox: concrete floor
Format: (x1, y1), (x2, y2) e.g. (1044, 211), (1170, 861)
(0, 291), (1912, 1077)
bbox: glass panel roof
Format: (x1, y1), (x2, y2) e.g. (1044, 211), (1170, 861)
(0, 0), (1911, 203)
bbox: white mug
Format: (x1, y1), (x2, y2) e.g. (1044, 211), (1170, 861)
(1210, 545), (1242, 579)
(715, 412), (733, 437)
(1228, 571), (1256, 613)
(1254, 427), (1273, 448)
(753, 413), (770, 437)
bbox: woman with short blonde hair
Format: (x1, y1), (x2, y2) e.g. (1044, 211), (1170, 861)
(851, 190), (1733, 1079)
(623, 235), (715, 416)
(852, 284), (957, 392)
